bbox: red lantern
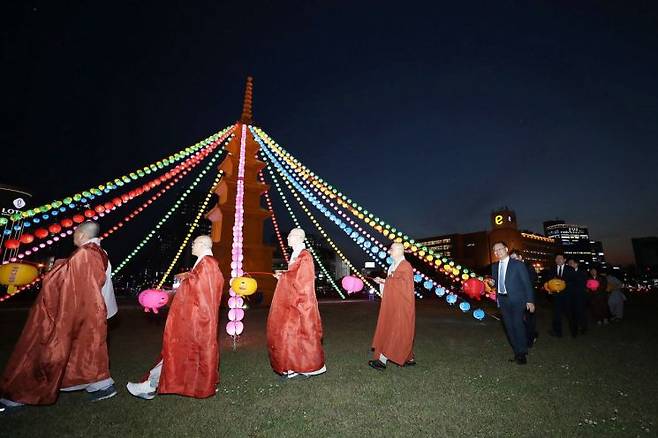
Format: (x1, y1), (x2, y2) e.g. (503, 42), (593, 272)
(94, 205), (105, 213)
(462, 278), (485, 300)
(586, 279), (600, 292)
(121, 194), (130, 203)
(84, 209), (95, 218)
(48, 224), (62, 234)
(4, 239), (20, 249)
(61, 218), (74, 228)
(34, 228), (49, 239)
(103, 202), (114, 211)
(20, 233), (35, 244)
(112, 197), (122, 207)
(72, 214), (85, 223)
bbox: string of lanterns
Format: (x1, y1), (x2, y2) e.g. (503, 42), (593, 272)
(15, 125), (235, 222)
(3, 140), (224, 261)
(112, 143), (231, 276)
(253, 129), (488, 318)
(253, 127), (481, 284)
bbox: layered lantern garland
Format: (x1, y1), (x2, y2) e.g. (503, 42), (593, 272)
(226, 125), (249, 340)
(253, 127), (488, 318)
(112, 140), (231, 277)
(3, 141), (221, 262)
(16, 125), (234, 222)
(252, 127), (483, 285)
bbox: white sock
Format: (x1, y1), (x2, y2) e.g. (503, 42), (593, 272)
(379, 354), (388, 364)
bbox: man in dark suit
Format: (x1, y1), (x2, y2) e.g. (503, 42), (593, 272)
(567, 257), (588, 335)
(492, 241), (535, 365)
(510, 250), (538, 348)
(548, 253), (577, 338)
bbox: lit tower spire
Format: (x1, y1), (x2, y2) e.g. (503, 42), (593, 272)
(240, 76), (254, 124)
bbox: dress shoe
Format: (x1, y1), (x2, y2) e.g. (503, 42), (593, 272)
(368, 360), (386, 371)
(404, 359), (417, 367)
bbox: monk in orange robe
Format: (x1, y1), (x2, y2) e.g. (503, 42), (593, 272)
(127, 235), (224, 399)
(0, 221), (118, 413)
(267, 228), (325, 379)
(369, 242), (416, 371)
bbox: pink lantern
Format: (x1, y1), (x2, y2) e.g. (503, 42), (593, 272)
(228, 296), (244, 308)
(341, 275), (364, 294)
(586, 279), (600, 292)
(138, 289), (169, 314)
(226, 321), (244, 336)
(228, 308), (245, 321)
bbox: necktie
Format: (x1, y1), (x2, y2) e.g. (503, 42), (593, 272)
(558, 265), (563, 277)
(498, 262), (506, 294)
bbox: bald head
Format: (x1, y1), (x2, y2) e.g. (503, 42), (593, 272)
(192, 235), (213, 257)
(389, 242), (405, 260)
(287, 228), (305, 247)
(73, 221), (99, 247)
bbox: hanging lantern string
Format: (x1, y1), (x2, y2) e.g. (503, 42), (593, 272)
(0, 139), (233, 304)
(112, 138), (233, 277)
(2, 138), (225, 263)
(252, 127), (479, 285)
(259, 143), (436, 299)
(19, 125), (235, 221)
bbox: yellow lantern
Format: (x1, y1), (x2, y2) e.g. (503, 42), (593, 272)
(0, 263), (39, 294)
(544, 278), (566, 294)
(230, 277), (258, 296)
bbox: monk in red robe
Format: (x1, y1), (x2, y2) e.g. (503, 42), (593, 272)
(0, 221), (117, 413)
(267, 228), (325, 379)
(369, 242), (416, 371)
(127, 235), (224, 399)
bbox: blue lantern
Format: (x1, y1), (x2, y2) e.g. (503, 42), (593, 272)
(446, 294), (457, 305)
(378, 251), (386, 259)
(413, 274), (422, 283)
(386, 256), (393, 265)
(459, 301), (471, 312)
(435, 287), (446, 297)
(473, 309), (485, 320)
(423, 280), (433, 290)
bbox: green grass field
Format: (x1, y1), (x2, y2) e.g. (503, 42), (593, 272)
(1, 295), (657, 437)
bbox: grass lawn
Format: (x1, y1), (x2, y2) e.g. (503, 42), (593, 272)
(1, 294), (657, 437)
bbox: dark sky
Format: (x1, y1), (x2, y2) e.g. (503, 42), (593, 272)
(2, 1), (657, 265)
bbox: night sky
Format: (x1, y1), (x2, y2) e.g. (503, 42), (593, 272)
(2, 1), (657, 265)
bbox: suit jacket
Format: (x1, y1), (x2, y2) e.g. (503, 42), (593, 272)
(492, 258), (534, 305)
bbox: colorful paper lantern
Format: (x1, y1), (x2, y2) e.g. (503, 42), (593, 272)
(473, 309), (485, 320)
(462, 278), (485, 300)
(226, 321), (244, 336)
(72, 214), (85, 223)
(544, 278), (566, 294)
(586, 279), (600, 291)
(48, 224), (62, 234)
(459, 301), (471, 312)
(230, 276), (258, 296)
(4, 239), (20, 250)
(341, 275), (364, 293)
(34, 228), (48, 239)
(228, 308), (245, 321)
(19, 233), (34, 244)
(0, 263), (38, 294)
(138, 289), (169, 314)
(60, 218), (74, 228)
